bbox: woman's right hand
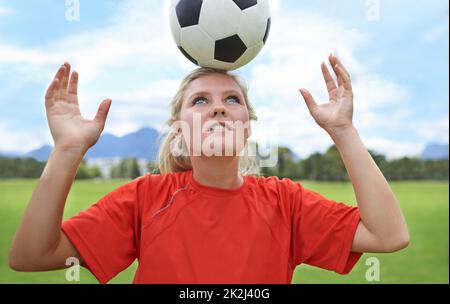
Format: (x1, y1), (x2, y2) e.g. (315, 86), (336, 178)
(45, 62), (112, 154)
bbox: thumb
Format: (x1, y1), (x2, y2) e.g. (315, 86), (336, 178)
(299, 89), (318, 114)
(94, 99), (112, 124)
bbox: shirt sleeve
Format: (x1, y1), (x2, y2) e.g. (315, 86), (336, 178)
(61, 175), (148, 284)
(283, 178), (363, 275)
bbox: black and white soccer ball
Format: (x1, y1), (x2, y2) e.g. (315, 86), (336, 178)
(169, 0), (271, 70)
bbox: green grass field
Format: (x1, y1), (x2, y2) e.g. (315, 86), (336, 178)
(0, 179), (448, 284)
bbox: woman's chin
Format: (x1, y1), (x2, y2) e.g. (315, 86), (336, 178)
(189, 142), (244, 157)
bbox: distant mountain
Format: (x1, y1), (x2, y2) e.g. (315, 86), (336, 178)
(0, 152), (20, 158)
(422, 143), (449, 160)
(86, 127), (161, 160)
(23, 145), (53, 162)
(11, 135), (450, 163)
(23, 127), (162, 162)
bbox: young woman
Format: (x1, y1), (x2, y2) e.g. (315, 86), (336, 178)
(9, 55), (409, 284)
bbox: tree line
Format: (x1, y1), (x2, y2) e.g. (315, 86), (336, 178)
(0, 146), (448, 181)
(260, 145), (449, 181)
(0, 158), (102, 179)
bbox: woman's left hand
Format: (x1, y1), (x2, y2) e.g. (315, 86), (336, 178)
(299, 54), (354, 135)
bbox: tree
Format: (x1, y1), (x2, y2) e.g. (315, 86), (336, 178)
(147, 161), (159, 174)
(111, 158), (142, 179)
(75, 160), (102, 180)
(129, 158), (141, 179)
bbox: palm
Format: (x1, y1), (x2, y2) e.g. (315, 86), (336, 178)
(47, 103), (103, 149)
(300, 55), (354, 134)
(45, 63), (111, 151)
(309, 86), (353, 129)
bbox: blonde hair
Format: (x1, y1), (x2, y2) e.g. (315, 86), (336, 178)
(157, 67), (260, 176)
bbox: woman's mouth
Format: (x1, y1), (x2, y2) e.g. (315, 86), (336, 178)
(204, 122), (234, 133)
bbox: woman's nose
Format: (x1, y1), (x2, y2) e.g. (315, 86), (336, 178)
(209, 105), (227, 117)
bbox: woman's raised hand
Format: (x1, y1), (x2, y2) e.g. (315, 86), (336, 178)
(45, 63), (112, 154)
(299, 54), (354, 136)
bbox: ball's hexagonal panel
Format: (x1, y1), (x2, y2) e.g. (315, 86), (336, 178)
(214, 34), (247, 63)
(169, 2), (182, 46)
(199, 0), (242, 40)
(234, 41), (264, 68)
(237, 4), (269, 47)
(176, 0), (203, 28)
(181, 25), (215, 62)
(232, 0), (258, 10)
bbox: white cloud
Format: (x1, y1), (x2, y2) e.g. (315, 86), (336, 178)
(356, 108), (416, 130)
(75, 77), (181, 137)
(417, 117), (449, 144)
(363, 137), (424, 160)
(246, 9), (414, 157)
(108, 78), (180, 105)
(268, 0), (281, 13)
(0, 122), (51, 154)
(0, 0), (187, 145)
(0, 0), (186, 81)
(0, 45), (55, 65)
(422, 23), (449, 43)
(0, 7), (14, 16)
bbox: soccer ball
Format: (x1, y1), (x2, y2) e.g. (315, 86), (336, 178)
(169, 0), (271, 70)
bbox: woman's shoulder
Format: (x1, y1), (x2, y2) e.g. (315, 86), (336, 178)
(246, 174), (304, 194)
(247, 174), (303, 186)
(143, 170), (192, 192)
(146, 169), (191, 181)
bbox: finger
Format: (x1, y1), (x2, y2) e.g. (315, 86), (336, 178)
(329, 54), (344, 87)
(53, 65), (66, 82)
(299, 89), (318, 113)
(68, 71), (78, 95)
(68, 71), (79, 104)
(335, 64), (353, 91)
(321, 62), (337, 93)
(45, 78), (59, 108)
(60, 62), (71, 88)
(330, 54), (352, 86)
(55, 65), (67, 101)
(94, 99), (112, 124)
(334, 55), (351, 80)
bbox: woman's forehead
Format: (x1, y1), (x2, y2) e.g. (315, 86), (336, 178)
(186, 74), (241, 94)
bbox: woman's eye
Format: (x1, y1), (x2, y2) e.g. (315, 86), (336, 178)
(193, 97), (207, 105)
(193, 95), (240, 105)
(226, 95), (241, 104)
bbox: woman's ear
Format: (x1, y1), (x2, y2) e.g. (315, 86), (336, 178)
(170, 119), (182, 135)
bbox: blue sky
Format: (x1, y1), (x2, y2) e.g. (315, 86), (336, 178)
(0, 0), (448, 159)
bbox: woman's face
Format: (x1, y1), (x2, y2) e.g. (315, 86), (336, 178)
(177, 73), (251, 157)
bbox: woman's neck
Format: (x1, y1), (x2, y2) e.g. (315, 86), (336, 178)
(190, 156), (243, 190)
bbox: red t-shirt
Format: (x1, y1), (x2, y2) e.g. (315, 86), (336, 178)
(61, 170), (363, 284)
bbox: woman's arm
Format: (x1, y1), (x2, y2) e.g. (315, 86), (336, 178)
(8, 63), (112, 271)
(329, 126), (409, 253)
(9, 147), (85, 271)
(299, 54), (409, 253)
